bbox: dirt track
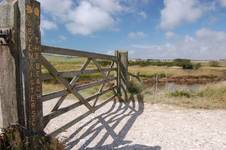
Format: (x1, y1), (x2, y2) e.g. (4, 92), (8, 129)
(44, 96), (226, 150)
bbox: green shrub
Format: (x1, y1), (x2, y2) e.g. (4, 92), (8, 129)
(127, 80), (144, 94)
(173, 59), (191, 67)
(169, 90), (193, 98)
(209, 61), (220, 67)
(182, 63), (193, 70)
(97, 60), (112, 67)
(140, 73), (167, 78)
(129, 58), (193, 68)
(193, 63), (202, 70)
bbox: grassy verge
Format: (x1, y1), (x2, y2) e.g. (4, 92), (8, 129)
(143, 82), (226, 109)
(129, 66), (226, 78)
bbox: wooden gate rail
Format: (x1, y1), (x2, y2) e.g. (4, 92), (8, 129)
(43, 86), (117, 125)
(41, 68), (117, 81)
(42, 45), (117, 61)
(41, 77), (117, 102)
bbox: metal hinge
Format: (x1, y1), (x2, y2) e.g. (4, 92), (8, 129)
(0, 28), (12, 45)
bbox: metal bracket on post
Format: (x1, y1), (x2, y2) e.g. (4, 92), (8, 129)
(0, 28), (12, 45)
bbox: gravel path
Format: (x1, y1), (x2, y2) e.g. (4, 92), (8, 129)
(44, 95), (226, 150)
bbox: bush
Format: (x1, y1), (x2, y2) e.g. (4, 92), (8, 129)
(97, 60), (112, 67)
(140, 73), (167, 78)
(129, 58), (193, 68)
(127, 79), (144, 94)
(173, 59), (191, 67)
(182, 63), (193, 70)
(209, 61), (220, 67)
(169, 90), (193, 98)
(193, 63), (202, 70)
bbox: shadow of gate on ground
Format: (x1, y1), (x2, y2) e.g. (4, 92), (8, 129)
(47, 94), (161, 150)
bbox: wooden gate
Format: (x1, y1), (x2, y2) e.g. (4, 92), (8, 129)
(0, 0), (128, 136)
(40, 46), (127, 129)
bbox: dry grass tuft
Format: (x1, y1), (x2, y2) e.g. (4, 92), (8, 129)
(143, 81), (226, 109)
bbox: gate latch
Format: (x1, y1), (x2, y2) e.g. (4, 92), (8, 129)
(0, 28), (12, 45)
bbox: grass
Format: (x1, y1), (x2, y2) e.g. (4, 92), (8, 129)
(129, 65), (226, 78)
(143, 82), (226, 109)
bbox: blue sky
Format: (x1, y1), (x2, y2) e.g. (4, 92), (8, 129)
(38, 0), (226, 59)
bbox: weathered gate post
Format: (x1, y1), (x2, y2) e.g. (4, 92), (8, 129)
(18, 0), (43, 133)
(116, 51), (128, 96)
(0, 0), (19, 128)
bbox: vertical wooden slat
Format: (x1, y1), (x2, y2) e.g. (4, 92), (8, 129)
(115, 51), (122, 96)
(119, 51), (128, 88)
(19, 0), (43, 132)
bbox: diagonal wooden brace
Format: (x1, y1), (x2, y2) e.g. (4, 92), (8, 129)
(92, 59), (115, 107)
(40, 55), (95, 113)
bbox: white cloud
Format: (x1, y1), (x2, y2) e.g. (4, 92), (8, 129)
(160, 0), (204, 30)
(219, 0), (226, 7)
(165, 31), (176, 39)
(38, 0), (126, 36)
(66, 1), (115, 35)
(58, 35), (67, 41)
(128, 32), (146, 38)
(41, 19), (58, 31)
(138, 11), (147, 19)
(88, 0), (123, 13)
(40, 19), (57, 35)
(129, 28), (226, 60)
(39, 0), (72, 19)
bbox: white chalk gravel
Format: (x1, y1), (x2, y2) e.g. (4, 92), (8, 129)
(44, 96), (226, 150)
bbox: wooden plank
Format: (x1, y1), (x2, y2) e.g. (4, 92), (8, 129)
(41, 77), (116, 102)
(92, 60), (115, 107)
(41, 45), (117, 61)
(70, 58), (91, 85)
(40, 55), (95, 112)
(119, 51), (128, 89)
(47, 59), (91, 114)
(86, 86), (116, 102)
(115, 51), (121, 96)
(43, 86), (116, 124)
(75, 77), (116, 91)
(42, 90), (68, 102)
(92, 58), (107, 78)
(17, 0), (44, 133)
(41, 68), (116, 81)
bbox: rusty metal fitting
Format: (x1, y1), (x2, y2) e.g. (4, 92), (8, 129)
(0, 28), (12, 45)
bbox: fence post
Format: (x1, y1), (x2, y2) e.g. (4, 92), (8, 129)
(0, 0), (19, 128)
(119, 51), (128, 88)
(115, 51), (121, 96)
(18, 0), (43, 134)
(116, 51), (128, 96)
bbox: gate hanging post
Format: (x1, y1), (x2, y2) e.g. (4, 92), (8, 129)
(18, 0), (43, 133)
(0, 0), (19, 128)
